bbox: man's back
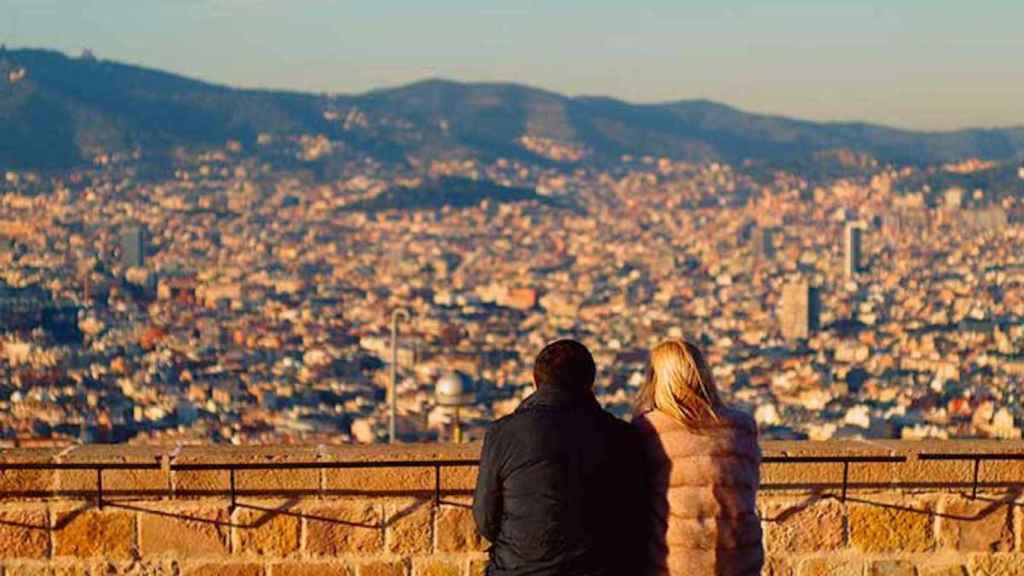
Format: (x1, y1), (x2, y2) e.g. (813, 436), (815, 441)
(473, 387), (642, 576)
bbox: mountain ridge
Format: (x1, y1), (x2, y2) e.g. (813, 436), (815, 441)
(2, 48), (1023, 172)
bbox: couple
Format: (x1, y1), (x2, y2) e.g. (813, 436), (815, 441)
(473, 339), (762, 576)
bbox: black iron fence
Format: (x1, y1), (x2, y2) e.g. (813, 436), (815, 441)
(1, 452), (1022, 509)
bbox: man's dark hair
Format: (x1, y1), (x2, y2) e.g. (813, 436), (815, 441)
(533, 339), (596, 392)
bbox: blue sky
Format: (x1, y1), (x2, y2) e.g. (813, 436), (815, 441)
(2, 0), (1022, 131)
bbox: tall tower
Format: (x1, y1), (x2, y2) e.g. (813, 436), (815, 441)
(779, 280), (820, 341)
(844, 223), (863, 278)
(758, 227), (776, 260)
(121, 225), (146, 269)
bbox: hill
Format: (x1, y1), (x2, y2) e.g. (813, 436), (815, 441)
(2, 48), (1023, 171)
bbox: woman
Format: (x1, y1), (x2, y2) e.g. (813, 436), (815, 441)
(633, 340), (763, 576)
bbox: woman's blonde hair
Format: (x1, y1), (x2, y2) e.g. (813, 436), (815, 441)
(634, 339), (723, 429)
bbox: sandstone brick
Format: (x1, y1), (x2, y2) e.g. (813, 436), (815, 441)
(937, 495), (1013, 552)
(385, 499), (432, 555)
(970, 555), (1024, 576)
(898, 459), (973, 487)
(271, 561), (353, 576)
(184, 563), (264, 576)
(439, 467), (478, 493)
(303, 502), (383, 556)
(868, 560), (914, 576)
(917, 565), (967, 576)
(138, 505), (229, 556)
(325, 468), (434, 496)
(4, 560), (90, 575)
(357, 561), (406, 576)
(763, 557), (795, 576)
(468, 559), (488, 576)
(849, 499), (934, 553)
(81, 559), (181, 575)
(56, 446), (168, 499)
(977, 460), (1024, 486)
(0, 509), (49, 559)
(316, 443), (480, 497)
(411, 559), (460, 576)
(797, 557), (864, 576)
(235, 468), (318, 495)
(436, 503), (484, 553)
(173, 468), (227, 497)
(0, 448), (60, 497)
(761, 498), (845, 553)
(53, 508), (135, 560)
(174, 446), (320, 497)
(234, 504), (300, 557)
(0, 563), (36, 576)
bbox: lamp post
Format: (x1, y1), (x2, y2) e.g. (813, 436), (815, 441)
(389, 308), (410, 443)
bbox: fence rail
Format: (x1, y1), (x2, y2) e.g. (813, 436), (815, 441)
(2, 452), (1023, 509)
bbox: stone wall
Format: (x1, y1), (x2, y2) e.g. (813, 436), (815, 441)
(0, 441), (1023, 575)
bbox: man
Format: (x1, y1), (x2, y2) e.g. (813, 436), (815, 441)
(473, 339), (645, 576)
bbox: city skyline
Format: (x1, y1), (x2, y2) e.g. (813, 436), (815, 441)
(2, 0), (1024, 131)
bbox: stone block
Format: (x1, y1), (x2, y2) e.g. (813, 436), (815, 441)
(319, 444), (478, 497)
(184, 563), (265, 576)
(917, 565), (967, 576)
(867, 560), (914, 576)
(436, 501), (484, 553)
(174, 446), (320, 497)
(357, 561), (406, 576)
(138, 504), (230, 557)
(411, 559), (460, 576)
(0, 508), (49, 559)
(761, 498), (845, 553)
(0, 448), (60, 498)
(763, 557), (795, 576)
(970, 555), (1024, 576)
(303, 501), (384, 556)
(80, 559), (181, 575)
(271, 562), (353, 576)
(324, 468), (434, 496)
(384, 499), (433, 555)
(898, 459), (973, 488)
(937, 495), (1013, 552)
(849, 498), (934, 553)
(52, 507), (135, 560)
(5, 559), (146, 575)
(797, 557), (864, 576)
(56, 446), (168, 499)
(234, 503), (301, 557)
(439, 466), (478, 493)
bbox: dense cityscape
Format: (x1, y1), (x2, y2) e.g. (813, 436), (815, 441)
(3, 121), (1024, 447)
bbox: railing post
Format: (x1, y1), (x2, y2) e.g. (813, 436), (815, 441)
(971, 458), (981, 499)
(841, 461), (849, 502)
(96, 467), (104, 510)
(434, 464), (441, 507)
(229, 468), (237, 514)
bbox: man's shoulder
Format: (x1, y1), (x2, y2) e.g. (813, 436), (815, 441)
(483, 409), (529, 439)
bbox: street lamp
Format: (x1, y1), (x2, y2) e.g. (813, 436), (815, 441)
(388, 308), (410, 443)
(436, 371), (477, 443)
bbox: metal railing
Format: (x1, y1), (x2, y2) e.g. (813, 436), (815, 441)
(1, 452), (1023, 509)
(918, 451), (1024, 499)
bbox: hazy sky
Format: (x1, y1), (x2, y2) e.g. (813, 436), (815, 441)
(3, 0), (1022, 131)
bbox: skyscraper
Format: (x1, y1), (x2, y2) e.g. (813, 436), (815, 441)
(779, 280), (820, 341)
(758, 227), (776, 260)
(844, 223), (863, 277)
(121, 225), (146, 269)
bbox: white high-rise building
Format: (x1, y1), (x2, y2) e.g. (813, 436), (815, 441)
(844, 223), (863, 278)
(779, 280), (820, 341)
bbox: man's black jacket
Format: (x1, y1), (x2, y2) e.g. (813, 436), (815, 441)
(473, 387), (645, 576)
